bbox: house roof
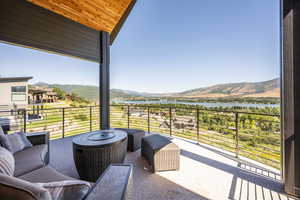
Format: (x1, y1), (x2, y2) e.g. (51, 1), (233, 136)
(26, 0), (137, 43)
(0, 77), (33, 83)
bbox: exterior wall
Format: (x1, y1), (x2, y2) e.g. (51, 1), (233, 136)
(0, 81), (28, 108)
(0, 0), (100, 62)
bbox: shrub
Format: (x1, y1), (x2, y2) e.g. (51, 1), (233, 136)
(75, 114), (88, 121)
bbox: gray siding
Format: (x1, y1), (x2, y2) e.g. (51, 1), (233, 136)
(0, 0), (100, 62)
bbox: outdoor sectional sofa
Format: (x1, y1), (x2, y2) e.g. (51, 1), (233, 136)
(113, 128), (145, 152)
(0, 130), (132, 200)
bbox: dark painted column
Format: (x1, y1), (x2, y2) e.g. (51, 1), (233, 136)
(99, 31), (110, 130)
(283, 0), (300, 197)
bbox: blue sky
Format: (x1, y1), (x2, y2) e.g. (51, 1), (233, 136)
(0, 0), (280, 93)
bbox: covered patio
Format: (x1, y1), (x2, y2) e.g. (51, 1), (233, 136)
(1, 0), (300, 199)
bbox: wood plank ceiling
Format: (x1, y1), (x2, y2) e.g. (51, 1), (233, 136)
(26, 0), (135, 38)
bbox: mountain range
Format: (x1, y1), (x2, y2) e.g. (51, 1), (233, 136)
(177, 78), (280, 98)
(33, 78), (280, 101)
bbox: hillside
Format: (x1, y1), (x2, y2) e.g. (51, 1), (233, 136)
(177, 78), (280, 98)
(33, 83), (142, 101)
(33, 78), (280, 101)
(34, 83), (99, 101)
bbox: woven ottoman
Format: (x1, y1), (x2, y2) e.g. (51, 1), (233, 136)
(114, 128), (145, 152)
(141, 134), (180, 172)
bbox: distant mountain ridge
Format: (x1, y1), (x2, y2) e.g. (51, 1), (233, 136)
(177, 78), (280, 98)
(33, 78), (280, 101)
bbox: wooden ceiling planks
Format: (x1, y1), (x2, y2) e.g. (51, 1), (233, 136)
(26, 0), (135, 36)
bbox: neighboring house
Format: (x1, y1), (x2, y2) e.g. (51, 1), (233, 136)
(28, 86), (58, 104)
(0, 76), (33, 111)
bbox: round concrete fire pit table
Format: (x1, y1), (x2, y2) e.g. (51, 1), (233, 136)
(73, 130), (127, 182)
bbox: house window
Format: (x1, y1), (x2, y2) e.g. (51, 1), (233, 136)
(11, 86), (26, 101)
(11, 86), (26, 93)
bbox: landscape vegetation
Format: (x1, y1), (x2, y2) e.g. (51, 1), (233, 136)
(24, 78), (280, 169)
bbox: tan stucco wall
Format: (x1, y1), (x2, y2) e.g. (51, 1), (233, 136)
(0, 81), (28, 107)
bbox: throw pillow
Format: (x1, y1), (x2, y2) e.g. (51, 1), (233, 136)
(0, 146), (15, 176)
(0, 126), (12, 151)
(7, 132), (33, 154)
(38, 180), (91, 200)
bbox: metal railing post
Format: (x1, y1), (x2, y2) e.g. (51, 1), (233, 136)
(169, 107), (172, 136)
(23, 110), (27, 133)
(90, 106), (93, 132)
(196, 108), (200, 143)
(62, 108), (65, 138)
(147, 106), (150, 133)
(235, 112), (239, 158)
(127, 105), (130, 129)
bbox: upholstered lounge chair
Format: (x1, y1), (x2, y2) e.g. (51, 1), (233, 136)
(0, 128), (132, 200)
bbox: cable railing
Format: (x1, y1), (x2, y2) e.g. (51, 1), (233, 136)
(0, 104), (281, 169)
(110, 104), (281, 169)
(0, 106), (101, 140)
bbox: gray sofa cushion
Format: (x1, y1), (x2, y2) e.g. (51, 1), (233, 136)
(0, 174), (51, 200)
(38, 180), (91, 200)
(0, 127), (12, 151)
(0, 147), (15, 176)
(7, 132), (33, 154)
(14, 144), (48, 177)
(19, 166), (77, 183)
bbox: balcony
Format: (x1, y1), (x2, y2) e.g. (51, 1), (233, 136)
(50, 133), (289, 200)
(0, 105), (289, 199)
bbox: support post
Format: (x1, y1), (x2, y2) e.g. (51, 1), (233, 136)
(148, 106), (150, 133)
(283, 0), (300, 197)
(99, 31), (110, 130)
(169, 107), (172, 136)
(196, 108), (200, 143)
(127, 105), (130, 129)
(23, 110), (27, 133)
(235, 113), (239, 158)
(90, 106), (92, 132)
(62, 108), (65, 138)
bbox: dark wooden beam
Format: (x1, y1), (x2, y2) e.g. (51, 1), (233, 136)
(110, 0), (137, 44)
(99, 31), (110, 130)
(282, 0), (300, 197)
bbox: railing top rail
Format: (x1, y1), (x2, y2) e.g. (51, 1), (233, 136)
(0, 105), (100, 113)
(0, 104), (280, 117)
(110, 104), (280, 117)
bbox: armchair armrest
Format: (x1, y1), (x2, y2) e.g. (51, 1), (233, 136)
(84, 164), (133, 200)
(0, 174), (51, 200)
(26, 132), (49, 146)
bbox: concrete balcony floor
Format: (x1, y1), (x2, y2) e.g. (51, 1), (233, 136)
(50, 134), (295, 200)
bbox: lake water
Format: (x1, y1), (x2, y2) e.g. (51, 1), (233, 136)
(113, 100), (279, 108)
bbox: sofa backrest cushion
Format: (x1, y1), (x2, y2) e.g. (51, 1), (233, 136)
(38, 180), (91, 200)
(0, 147), (15, 176)
(7, 132), (33, 154)
(0, 174), (52, 200)
(0, 126), (12, 151)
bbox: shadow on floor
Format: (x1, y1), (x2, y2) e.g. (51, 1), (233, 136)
(181, 149), (282, 191)
(228, 163), (295, 200)
(180, 149), (293, 200)
(171, 135), (280, 180)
